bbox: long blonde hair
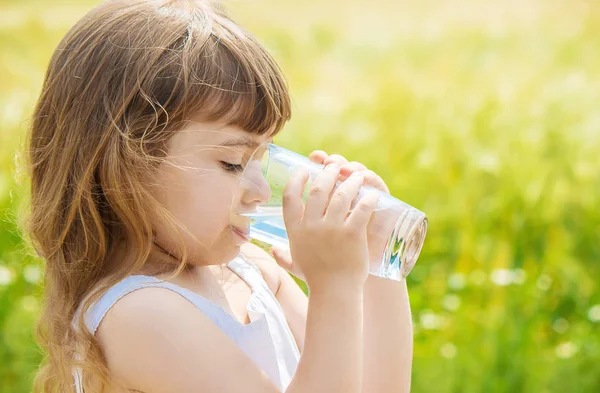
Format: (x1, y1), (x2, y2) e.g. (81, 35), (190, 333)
(22, 0), (291, 391)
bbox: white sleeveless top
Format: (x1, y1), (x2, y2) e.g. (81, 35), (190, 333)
(72, 255), (300, 392)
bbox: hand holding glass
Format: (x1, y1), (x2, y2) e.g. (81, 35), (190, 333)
(233, 144), (427, 281)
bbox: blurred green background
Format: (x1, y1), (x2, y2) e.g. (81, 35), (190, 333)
(1, 0), (599, 392)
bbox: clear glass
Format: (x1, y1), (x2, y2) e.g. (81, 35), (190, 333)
(233, 143), (428, 281)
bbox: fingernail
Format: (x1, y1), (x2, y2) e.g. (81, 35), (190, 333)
(326, 163), (339, 170)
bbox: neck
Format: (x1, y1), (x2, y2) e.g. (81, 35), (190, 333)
(107, 238), (230, 282)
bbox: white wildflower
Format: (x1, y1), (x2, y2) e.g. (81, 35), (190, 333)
(23, 265), (42, 284)
(440, 342), (457, 359)
(442, 294), (461, 312)
(420, 310), (441, 330)
(491, 269), (512, 286)
(0, 265), (13, 286)
(555, 342), (577, 359)
(588, 305), (600, 323)
(448, 273), (466, 290)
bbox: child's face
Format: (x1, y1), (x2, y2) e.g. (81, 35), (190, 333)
(150, 118), (273, 266)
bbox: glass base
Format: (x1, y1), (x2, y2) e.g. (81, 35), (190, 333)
(376, 212), (428, 280)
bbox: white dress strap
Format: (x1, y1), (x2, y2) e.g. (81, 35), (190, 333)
(227, 254), (301, 390)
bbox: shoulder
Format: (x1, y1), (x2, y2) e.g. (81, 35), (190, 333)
(239, 242), (283, 295)
(95, 286), (277, 392)
(96, 286), (200, 348)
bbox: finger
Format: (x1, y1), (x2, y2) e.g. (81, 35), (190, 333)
(324, 171), (366, 223)
(303, 163), (341, 221)
(339, 161), (369, 178)
(362, 170), (390, 194)
(323, 154), (349, 167)
(309, 150), (328, 164)
(270, 246), (293, 271)
(338, 169), (372, 218)
(347, 161), (368, 171)
(346, 191), (380, 228)
(270, 246), (305, 280)
(282, 167), (310, 230)
(338, 164), (389, 194)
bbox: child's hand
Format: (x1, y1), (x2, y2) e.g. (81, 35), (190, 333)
(270, 150), (396, 280)
(308, 150), (390, 195)
(272, 164), (378, 289)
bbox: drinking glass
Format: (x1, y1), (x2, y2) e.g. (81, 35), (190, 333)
(232, 143), (427, 281)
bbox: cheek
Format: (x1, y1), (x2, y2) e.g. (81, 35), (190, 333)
(189, 186), (233, 227)
(163, 171), (238, 235)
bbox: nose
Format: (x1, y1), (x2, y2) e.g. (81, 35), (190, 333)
(238, 160), (271, 211)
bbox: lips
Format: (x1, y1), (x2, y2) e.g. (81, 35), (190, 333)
(231, 226), (250, 240)
(232, 226), (249, 235)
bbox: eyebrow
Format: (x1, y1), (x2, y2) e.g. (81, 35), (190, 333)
(217, 137), (268, 149)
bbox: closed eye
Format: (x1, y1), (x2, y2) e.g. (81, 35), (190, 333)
(220, 161), (244, 173)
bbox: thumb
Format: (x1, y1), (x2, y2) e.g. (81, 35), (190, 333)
(270, 246), (293, 271)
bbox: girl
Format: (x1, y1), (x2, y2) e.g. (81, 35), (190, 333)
(24, 1), (413, 392)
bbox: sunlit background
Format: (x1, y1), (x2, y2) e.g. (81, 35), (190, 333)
(1, 0), (599, 392)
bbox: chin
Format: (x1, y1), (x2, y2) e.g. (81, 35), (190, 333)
(225, 242), (244, 261)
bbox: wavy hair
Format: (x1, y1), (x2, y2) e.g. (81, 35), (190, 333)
(22, 0), (291, 391)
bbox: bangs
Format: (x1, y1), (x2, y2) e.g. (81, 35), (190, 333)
(163, 4), (292, 137)
(87, 1), (293, 144)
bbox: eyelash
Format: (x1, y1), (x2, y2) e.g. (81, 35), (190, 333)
(220, 161), (244, 173)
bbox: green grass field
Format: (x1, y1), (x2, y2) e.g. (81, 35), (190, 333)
(1, 0), (599, 392)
